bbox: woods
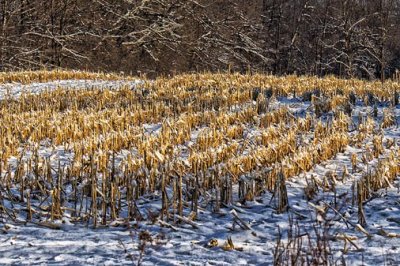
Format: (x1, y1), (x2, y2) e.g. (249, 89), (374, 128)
(1, 0), (400, 79)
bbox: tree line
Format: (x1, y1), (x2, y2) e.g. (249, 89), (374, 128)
(1, 0), (400, 79)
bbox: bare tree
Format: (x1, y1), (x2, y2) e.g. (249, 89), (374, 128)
(1, 0), (400, 78)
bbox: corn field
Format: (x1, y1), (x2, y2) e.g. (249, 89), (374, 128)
(0, 71), (399, 265)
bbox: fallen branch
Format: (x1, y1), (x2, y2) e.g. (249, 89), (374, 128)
(320, 201), (371, 237)
(230, 210), (251, 230)
(158, 219), (179, 232)
(174, 214), (200, 229)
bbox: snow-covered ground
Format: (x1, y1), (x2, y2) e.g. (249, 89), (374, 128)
(0, 79), (399, 265)
(0, 79), (143, 99)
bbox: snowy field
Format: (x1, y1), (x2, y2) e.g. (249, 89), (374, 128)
(0, 75), (399, 265)
(0, 79), (143, 99)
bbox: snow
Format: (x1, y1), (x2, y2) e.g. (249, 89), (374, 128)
(0, 79), (143, 100)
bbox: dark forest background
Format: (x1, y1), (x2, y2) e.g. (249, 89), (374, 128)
(1, 0), (400, 79)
